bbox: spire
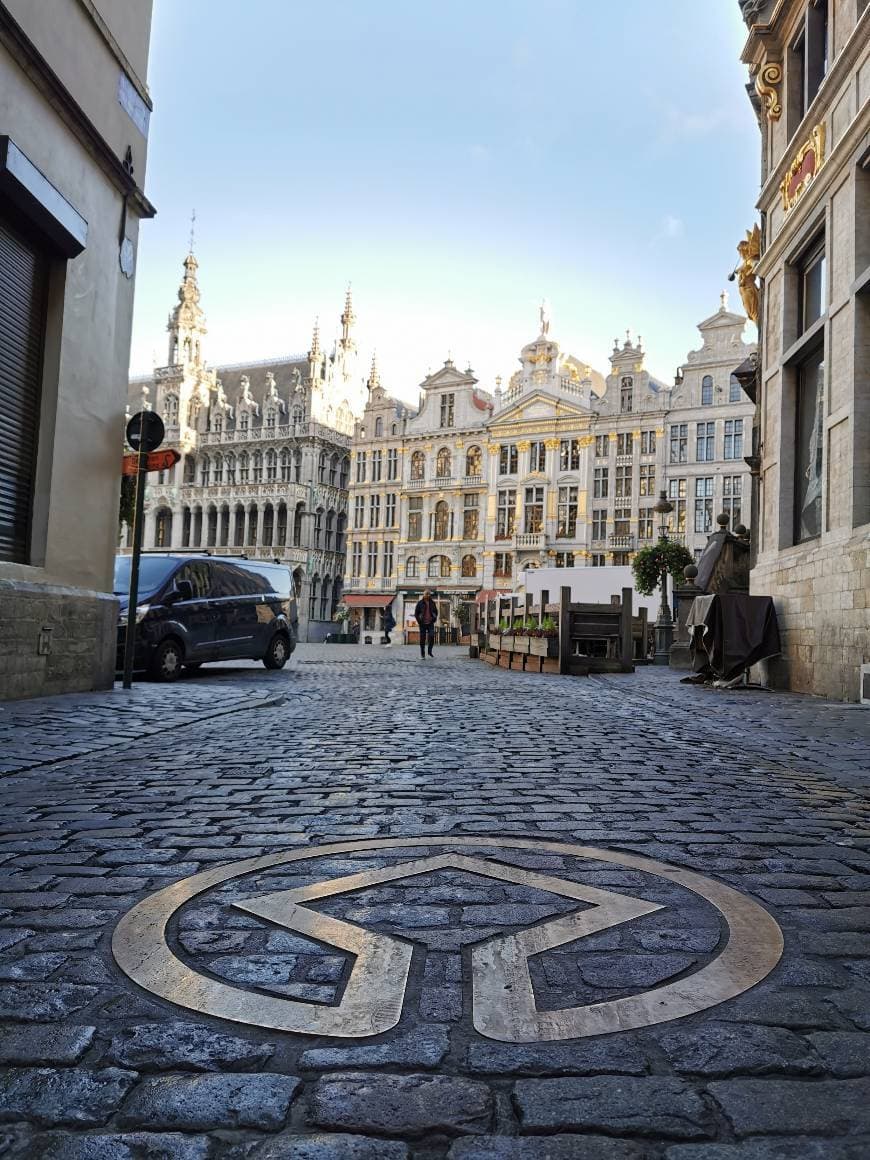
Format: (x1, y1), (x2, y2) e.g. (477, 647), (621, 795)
(340, 283), (355, 349)
(720, 289), (729, 311)
(310, 316), (321, 359)
(166, 245), (206, 366)
(367, 350), (380, 391)
(188, 208), (196, 255)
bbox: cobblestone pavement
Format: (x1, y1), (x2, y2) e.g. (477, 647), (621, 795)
(1, 645), (869, 1158)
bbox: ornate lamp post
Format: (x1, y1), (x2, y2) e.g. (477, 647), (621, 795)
(652, 489), (675, 665)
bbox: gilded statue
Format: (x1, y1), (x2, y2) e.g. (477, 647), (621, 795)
(730, 225), (761, 323)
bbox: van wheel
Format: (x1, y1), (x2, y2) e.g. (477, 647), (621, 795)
(150, 639), (184, 682)
(263, 633), (290, 669)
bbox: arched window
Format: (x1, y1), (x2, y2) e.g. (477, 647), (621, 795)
(329, 454), (338, 486)
(428, 554), (450, 578)
(314, 507), (324, 548)
(729, 373), (741, 403)
(461, 554), (477, 577)
(213, 454), (223, 485)
(276, 503), (287, 544)
(465, 446), (482, 477)
(280, 449), (291, 481)
(309, 574), (320, 622)
(406, 555), (419, 579)
(183, 337), (192, 362)
(225, 453), (236, 485)
(239, 452), (250, 482)
(320, 577), (330, 620)
(325, 509), (335, 550)
(181, 506), (192, 547)
(294, 449), (303, 483)
(436, 447), (451, 478)
(339, 457), (349, 488)
(411, 450), (425, 480)
(701, 375), (714, 406)
(265, 408), (276, 430)
(336, 512), (347, 553)
(213, 413), (223, 435)
(375, 417), (383, 437)
(262, 504), (274, 546)
(192, 506), (203, 546)
(331, 578), (342, 617)
(291, 406), (304, 428)
(391, 423), (398, 436)
(163, 394), (179, 426)
(247, 505), (258, 545)
(183, 455), (196, 484)
(239, 411), (250, 433)
(318, 452), (326, 483)
(252, 451), (263, 482)
(200, 455), (210, 486)
(154, 508), (172, 548)
(266, 449), (278, 481)
(293, 502), (305, 546)
(434, 500), (449, 540)
(234, 504), (245, 547)
(206, 505), (217, 547)
(219, 506), (230, 547)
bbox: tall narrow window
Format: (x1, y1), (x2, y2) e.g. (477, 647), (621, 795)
(496, 489), (516, 539)
(696, 421), (715, 462)
(639, 464), (655, 496)
(434, 500), (449, 540)
(795, 346), (824, 542)
(668, 478), (687, 532)
(799, 236), (826, 335)
(724, 419), (743, 460)
(694, 477), (714, 534)
(701, 375), (714, 406)
(670, 423), (688, 464)
(462, 493), (479, 539)
(524, 486), (544, 533)
(529, 441), (546, 472)
(436, 447), (451, 478)
(351, 543), (362, 577)
(615, 465), (632, 497)
(723, 476), (743, 526)
(407, 497), (423, 540)
(367, 543), (378, 577)
(620, 377), (633, 413)
(353, 496), (365, 529)
(557, 486), (578, 538)
(560, 439), (581, 470)
(593, 467), (609, 498)
(385, 493), (397, 527)
(439, 393), (455, 427)
(595, 435), (609, 458)
(355, 451), (367, 483)
(465, 446), (482, 477)
(371, 450), (382, 482)
(383, 541), (394, 577)
(387, 448), (398, 480)
(617, 432), (633, 456)
(641, 430), (656, 455)
(592, 511), (607, 541)
(729, 374), (742, 403)
(410, 450), (425, 480)
(369, 494), (381, 528)
(498, 444), (518, 475)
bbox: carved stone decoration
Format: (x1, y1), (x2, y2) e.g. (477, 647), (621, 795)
(781, 123), (826, 213)
(755, 61), (782, 121)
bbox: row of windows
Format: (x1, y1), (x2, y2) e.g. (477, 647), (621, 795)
(700, 375), (744, 406)
(592, 464), (657, 499)
(668, 420), (744, 464)
(495, 486), (581, 539)
(407, 495), (480, 541)
(350, 545), (478, 579)
(162, 395), (308, 433)
(153, 502), (348, 552)
(667, 475), (744, 534)
(193, 450), (350, 488)
(308, 574), (342, 623)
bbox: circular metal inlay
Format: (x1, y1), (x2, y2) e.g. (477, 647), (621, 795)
(112, 837), (784, 1042)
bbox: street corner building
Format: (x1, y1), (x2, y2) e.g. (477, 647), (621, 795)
(0, 0), (155, 699)
(738, 0), (870, 700)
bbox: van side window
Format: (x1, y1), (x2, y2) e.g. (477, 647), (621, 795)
(211, 562), (262, 597)
(175, 561), (212, 599)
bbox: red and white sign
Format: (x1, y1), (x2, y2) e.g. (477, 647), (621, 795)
(121, 448), (181, 476)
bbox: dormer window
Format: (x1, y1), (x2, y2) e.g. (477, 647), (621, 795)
(620, 377), (633, 413)
(440, 393), (455, 428)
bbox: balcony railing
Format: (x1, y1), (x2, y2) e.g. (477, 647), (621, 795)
(615, 454), (634, 465)
(608, 534), (635, 550)
(462, 475), (484, 487)
(514, 532), (545, 550)
(407, 478), (427, 489)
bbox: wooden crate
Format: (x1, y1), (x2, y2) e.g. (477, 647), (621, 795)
(498, 652), (511, 668)
(510, 653), (525, 670)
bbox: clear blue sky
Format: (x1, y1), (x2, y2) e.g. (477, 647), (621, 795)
(130, 0), (757, 401)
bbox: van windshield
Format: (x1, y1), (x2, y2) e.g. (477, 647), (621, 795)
(113, 556), (178, 598)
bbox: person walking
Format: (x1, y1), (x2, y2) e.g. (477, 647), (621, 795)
(381, 603), (396, 647)
(414, 589), (438, 658)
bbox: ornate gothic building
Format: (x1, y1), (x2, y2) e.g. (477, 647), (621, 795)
(126, 250), (366, 640)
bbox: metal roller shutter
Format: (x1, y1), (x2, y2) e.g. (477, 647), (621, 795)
(0, 212), (48, 563)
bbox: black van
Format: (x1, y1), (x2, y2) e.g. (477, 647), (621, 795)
(114, 554), (298, 681)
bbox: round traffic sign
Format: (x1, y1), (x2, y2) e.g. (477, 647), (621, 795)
(126, 410), (165, 453)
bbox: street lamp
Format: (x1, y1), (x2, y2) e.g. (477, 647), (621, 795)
(652, 489), (674, 665)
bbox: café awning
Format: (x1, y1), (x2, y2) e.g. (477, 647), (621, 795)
(343, 594), (395, 608)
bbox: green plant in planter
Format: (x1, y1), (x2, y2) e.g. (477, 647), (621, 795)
(539, 615), (558, 638)
(631, 540), (694, 596)
(498, 618), (510, 632)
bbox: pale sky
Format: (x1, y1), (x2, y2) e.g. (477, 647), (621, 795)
(130, 1), (757, 404)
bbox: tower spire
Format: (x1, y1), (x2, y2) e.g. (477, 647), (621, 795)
(188, 208), (196, 255)
(367, 350), (380, 391)
(340, 283), (355, 349)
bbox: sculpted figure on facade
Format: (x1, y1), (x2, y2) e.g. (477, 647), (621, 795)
(730, 225), (761, 323)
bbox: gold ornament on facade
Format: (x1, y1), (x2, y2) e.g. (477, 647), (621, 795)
(579, 435), (594, 448)
(754, 61), (783, 122)
(780, 123), (825, 213)
(730, 224), (761, 324)
(545, 438), (561, 450)
(517, 440), (532, 452)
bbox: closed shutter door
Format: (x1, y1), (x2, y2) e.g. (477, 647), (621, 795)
(0, 213), (48, 563)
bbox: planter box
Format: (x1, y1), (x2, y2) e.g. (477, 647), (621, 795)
(488, 634), (502, 651)
(501, 635), (515, 652)
(512, 637), (530, 654)
(529, 636), (559, 658)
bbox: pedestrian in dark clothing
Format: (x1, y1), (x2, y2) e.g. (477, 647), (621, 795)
(414, 589), (438, 658)
(381, 604), (396, 647)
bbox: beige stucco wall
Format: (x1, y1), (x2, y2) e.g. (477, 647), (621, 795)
(747, 1), (870, 700)
(0, 0), (153, 697)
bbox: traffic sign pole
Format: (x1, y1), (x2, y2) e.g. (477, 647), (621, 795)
(122, 439), (148, 689)
(121, 411), (165, 690)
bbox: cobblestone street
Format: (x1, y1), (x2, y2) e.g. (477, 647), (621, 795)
(1, 645), (870, 1159)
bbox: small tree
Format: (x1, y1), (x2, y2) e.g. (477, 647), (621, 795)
(631, 541), (693, 596)
(118, 474), (136, 540)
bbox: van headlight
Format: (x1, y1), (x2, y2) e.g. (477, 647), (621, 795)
(120, 604), (151, 624)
